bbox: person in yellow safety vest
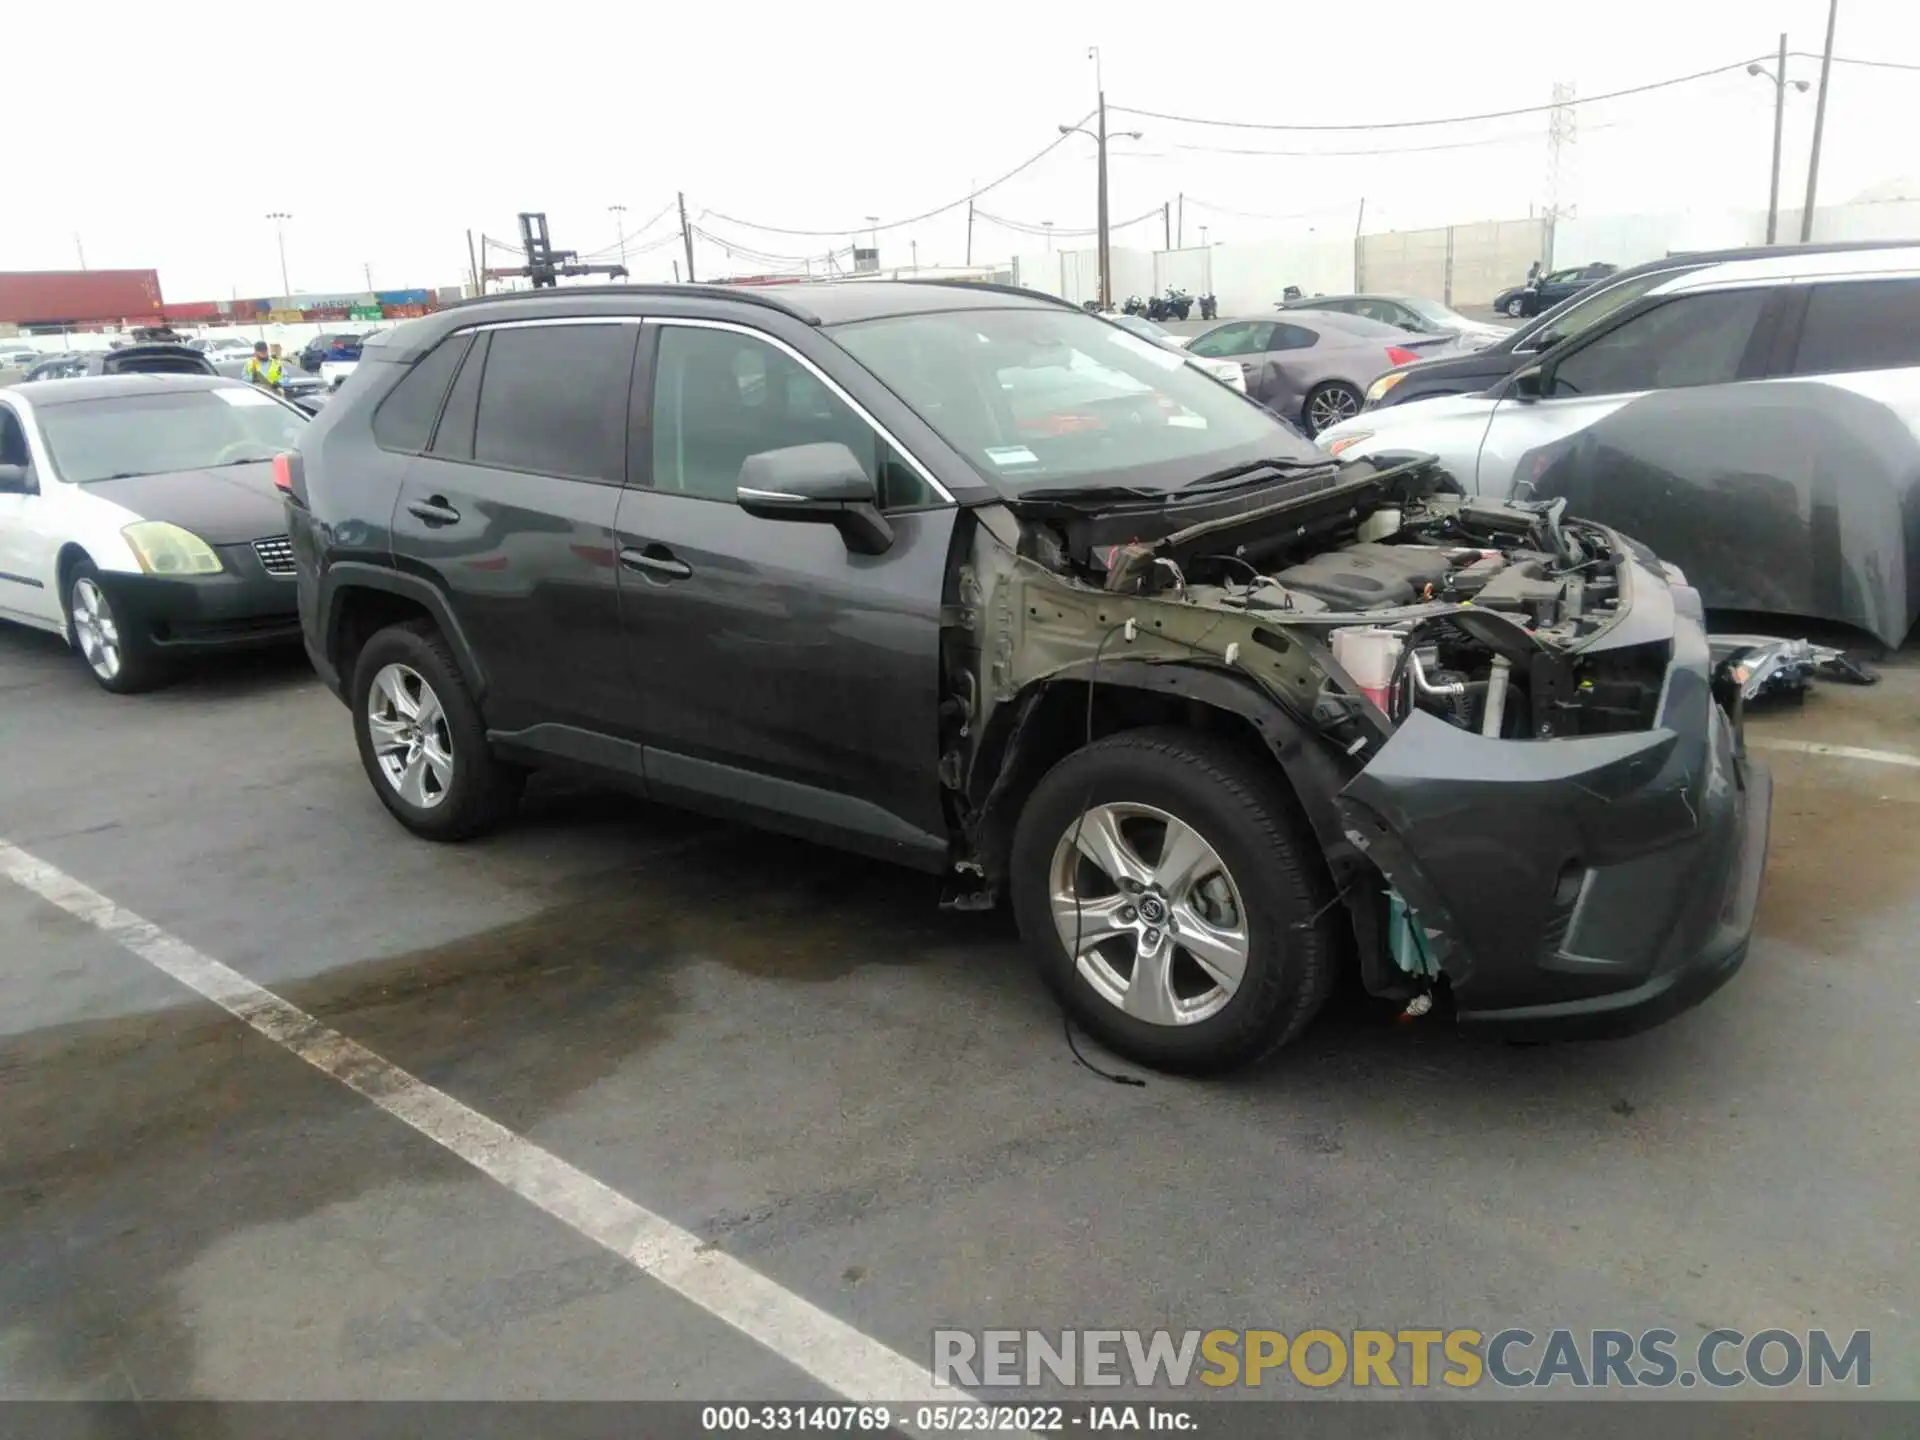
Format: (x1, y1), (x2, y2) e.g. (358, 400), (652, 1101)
(242, 341), (284, 391)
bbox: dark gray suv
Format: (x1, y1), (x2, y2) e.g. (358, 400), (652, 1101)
(283, 281), (1768, 1073)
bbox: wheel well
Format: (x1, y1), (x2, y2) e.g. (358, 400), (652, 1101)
(971, 681), (1286, 888)
(330, 586), (434, 687)
(53, 544), (90, 628)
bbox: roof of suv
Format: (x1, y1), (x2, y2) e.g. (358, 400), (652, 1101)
(9, 373), (250, 408)
(1654, 242), (1920, 293)
(442, 279), (1070, 329)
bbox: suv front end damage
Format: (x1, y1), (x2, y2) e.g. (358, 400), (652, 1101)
(947, 455), (1770, 1037)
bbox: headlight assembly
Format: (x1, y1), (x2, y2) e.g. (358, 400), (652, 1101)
(122, 522), (222, 576)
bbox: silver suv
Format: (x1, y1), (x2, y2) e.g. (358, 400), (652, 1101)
(1319, 245), (1920, 648)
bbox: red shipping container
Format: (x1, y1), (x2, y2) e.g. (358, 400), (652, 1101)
(0, 269), (163, 325)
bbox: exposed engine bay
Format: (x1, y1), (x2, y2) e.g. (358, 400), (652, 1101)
(977, 455), (1672, 753)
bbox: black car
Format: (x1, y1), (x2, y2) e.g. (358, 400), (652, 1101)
(1365, 240), (1920, 411)
(285, 281), (1767, 1074)
(298, 332), (364, 373)
(22, 343), (216, 383)
(1491, 262), (1617, 320)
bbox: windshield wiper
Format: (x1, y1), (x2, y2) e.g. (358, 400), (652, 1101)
(1016, 484), (1166, 503)
(1178, 456), (1335, 493)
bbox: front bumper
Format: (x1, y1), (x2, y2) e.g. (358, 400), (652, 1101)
(1337, 577), (1771, 1039)
(95, 543), (301, 654)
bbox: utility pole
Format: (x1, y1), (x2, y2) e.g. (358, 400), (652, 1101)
(74, 233), (86, 270)
(911, 238), (919, 271)
(467, 229), (482, 296)
(364, 261), (374, 291)
(1163, 201), (1171, 251)
(1177, 194), (1184, 249)
(1043, 221), (1054, 253)
(1542, 82), (1577, 269)
(1801, 0), (1840, 242)
(1096, 79), (1111, 309)
(266, 211), (292, 295)
(608, 203), (629, 278)
(1749, 35), (1807, 244)
(966, 200), (974, 267)
(677, 192), (697, 283)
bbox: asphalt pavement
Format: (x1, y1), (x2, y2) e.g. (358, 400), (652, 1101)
(2, 619), (1916, 1404)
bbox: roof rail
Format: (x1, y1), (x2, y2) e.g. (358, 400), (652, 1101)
(895, 277), (1081, 311)
(442, 282), (823, 324)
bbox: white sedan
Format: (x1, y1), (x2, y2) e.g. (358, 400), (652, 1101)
(0, 373), (309, 692)
(1108, 314), (1248, 392)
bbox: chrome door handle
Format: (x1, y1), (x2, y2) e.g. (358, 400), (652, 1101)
(619, 547), (692, 580)
(406, 498), (461, 525)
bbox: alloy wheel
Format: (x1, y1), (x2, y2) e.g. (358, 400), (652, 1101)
(1506, 297), (1526, 317)
(366, 662), (456, 809)
(70, 577), (122, 681)
(1309, 386), (1360, 433)
(1047, 802), (1250, 1026)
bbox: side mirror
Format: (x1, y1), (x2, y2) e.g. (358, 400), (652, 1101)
(736, 442), (893, 555)
(0, 462), (31, 494)
(1511, 365), (1547, 400)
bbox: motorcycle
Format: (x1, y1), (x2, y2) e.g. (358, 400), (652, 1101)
(1121, 295), (1147, 316)
(1162, 287), (1193, 320)
(1197, 293), (1218, 320)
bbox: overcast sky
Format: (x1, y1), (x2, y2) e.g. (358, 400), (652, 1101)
(9, 0), (1917, 300)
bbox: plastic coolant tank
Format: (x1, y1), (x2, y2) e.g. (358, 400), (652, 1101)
(1356, 508), (1402, 544)
(1331, 626), (1404, 711)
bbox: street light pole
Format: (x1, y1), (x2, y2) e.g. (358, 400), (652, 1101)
(1060, 50), (1141, 313)
(1747, 35), (1807, 245)
(266, 212), (292, 295)
(1800, 0), (1840, 242)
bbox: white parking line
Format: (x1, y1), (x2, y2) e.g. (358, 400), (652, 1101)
(0, 838), (982, 1430)
(1749, 738), (1920, 770)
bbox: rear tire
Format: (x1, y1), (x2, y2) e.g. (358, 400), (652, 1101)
(1302, 381), (1363, 437)
(1009, 728), (1337, 1074)
(350, 620), (523, 841)
(64, 558), (166, 694)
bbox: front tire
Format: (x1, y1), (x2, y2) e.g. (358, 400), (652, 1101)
(1505, 295), (1527, 318)
(1009, 728), (1337, 1074)
(1302, 381), (1363, 437)
(64, 559), (165, 694)
(350, 620), (523, 841)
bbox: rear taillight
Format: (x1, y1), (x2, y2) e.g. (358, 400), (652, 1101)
(272, 453), (295, 494)
(1384, 345), (1422, 366)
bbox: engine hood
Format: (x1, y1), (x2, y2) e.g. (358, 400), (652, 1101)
(82, 463), (287, 545)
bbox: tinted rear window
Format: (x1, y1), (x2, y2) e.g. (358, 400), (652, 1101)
(372, 333), (471, 453)
(1791, 278), (1920, 376)
(471, 323), (635, 483)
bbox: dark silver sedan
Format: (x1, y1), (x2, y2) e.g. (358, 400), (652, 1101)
(1185, 312), (1459, 435)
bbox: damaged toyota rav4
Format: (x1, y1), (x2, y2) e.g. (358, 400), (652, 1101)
(284, 281), (1770, 1074)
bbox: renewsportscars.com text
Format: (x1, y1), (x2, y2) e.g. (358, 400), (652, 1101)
(932, 1327), (1871, 1390)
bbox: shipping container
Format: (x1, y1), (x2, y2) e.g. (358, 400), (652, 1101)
(0, 269), (163, 325)
(374, 288), (431, 306)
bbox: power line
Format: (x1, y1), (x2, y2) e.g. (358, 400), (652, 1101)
(579, 199), (678, 260)
(699, 114), (1095, 238)
(1167, 116), (1637, 159)
(1794, 52), (1920, 72)
(974, 205), (1163, 237)
(1108, 56), (1771, 132)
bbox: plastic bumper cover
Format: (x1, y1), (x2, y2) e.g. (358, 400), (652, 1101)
(1336, 591), (1770, 1039)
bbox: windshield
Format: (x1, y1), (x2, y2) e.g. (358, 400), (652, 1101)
(1400, 297), (1477, 329)
(833, 307), (1317, 491)
(1521, 267), (1696, 348)
(1111, 314), (1173, 342)
(38, 387), (308, 483)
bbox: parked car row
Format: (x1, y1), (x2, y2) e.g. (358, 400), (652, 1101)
(0, 277), (1784, 1079)
(1320, 241), (1920, 649)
